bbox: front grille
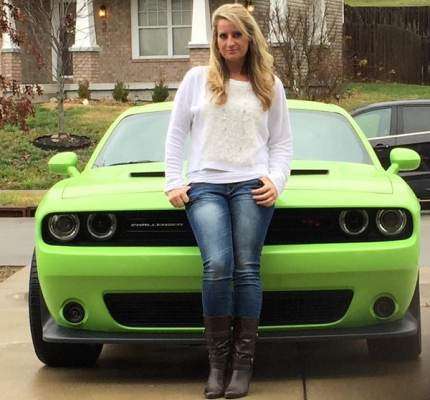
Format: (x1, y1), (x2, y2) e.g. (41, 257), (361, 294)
(42, 208), (413, 246)
(104, 290), (353, 327)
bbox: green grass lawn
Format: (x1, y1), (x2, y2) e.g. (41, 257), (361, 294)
(0, 102), (129, 191)
(1, 82), (430, 205)
(345, 0), (430, 6)
(340, 82), (430, 111)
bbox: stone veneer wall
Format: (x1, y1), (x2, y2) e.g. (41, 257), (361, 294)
(0, 51), (22, 81)
(9, 0), (53, 84)
(189, 48), (210, 67)
(73, 52), (101, 83)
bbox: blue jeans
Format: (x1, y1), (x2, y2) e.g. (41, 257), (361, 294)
(185, 179), (275, 319)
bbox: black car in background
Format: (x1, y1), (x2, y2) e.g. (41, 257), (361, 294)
(352, 100), (430, 206)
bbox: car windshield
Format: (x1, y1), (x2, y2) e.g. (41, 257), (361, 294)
(93, 109), (372, 167)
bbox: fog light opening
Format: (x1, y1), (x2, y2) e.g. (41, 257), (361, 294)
(373, 296), (395, 319)
(63, 301), (85, 324)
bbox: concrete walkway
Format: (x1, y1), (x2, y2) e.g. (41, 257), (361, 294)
(0, 218), (35, 266)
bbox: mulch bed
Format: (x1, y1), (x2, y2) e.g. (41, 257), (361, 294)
(0, 266), (24, 283)
(33, 134), (91, 151)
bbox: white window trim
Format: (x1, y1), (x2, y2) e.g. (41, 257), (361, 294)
(131, 0), (191, 60)
(310, 0), (328, 45)
(269, 0), (288, 46)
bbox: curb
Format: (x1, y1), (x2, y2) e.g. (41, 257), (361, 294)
(0, 207), (37, 218)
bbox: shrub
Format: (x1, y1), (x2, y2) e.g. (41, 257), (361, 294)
(152, 78), (169, 103)
(78, 80), (90, 100)
(0, 79), (40, 132)
(112, 81), (129, 103)
(268, 0), (345, 101)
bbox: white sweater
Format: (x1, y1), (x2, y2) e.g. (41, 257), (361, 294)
(164, 66), (293, 196)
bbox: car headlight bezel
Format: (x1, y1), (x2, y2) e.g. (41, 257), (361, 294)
(48, 214), (80, 242)
(376, 209), (407, 236)
(86, 213), (117, 240)
(339, 209), (369, 236)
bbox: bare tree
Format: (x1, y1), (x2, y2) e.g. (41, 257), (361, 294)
(0, 1), (41, 131)
(18, 0), (88, 137)
(268, 0), (344, 100)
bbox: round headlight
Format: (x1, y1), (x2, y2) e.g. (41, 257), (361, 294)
(339, 209), (369, 236)
(48, 214), (80, 241)
(376, 209), (407, 236)
(87, 213), (117, 240)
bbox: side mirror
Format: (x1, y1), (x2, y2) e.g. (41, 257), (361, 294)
(387, 148), (421, 174)
(48, 152), (80, 177)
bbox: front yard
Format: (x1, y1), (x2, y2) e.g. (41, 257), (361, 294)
(0, 101), (129, 191)
(1, 81), (430, 206)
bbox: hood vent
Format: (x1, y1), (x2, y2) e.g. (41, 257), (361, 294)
(291, 169), (329, 176)
(130, 172), (165, 178)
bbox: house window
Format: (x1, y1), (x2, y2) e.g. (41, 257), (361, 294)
(269, 0), (288, 45)
(131, 0), (192, 59)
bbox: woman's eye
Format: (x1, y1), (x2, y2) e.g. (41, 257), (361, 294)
(233, 32), (242, 38)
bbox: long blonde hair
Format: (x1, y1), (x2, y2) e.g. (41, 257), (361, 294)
(207, 3), (275, 111)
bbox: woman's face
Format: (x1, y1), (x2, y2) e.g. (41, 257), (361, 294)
(216, 18), (250, 65)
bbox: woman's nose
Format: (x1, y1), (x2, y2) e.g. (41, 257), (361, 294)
(226, 36), (236, 46)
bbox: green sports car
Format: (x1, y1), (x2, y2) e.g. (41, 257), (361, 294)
(30, 100), (422, 367)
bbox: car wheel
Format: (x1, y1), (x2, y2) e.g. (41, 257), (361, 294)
(29, 250), (103, 367)
(367, 276), (421, 361)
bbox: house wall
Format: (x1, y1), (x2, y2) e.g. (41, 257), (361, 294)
(75, 0), (190, 84)
(18, 18), (52, 84)
(1, 0), (59, 84)
(271, 0), (344, 85)
(0, 0), (344, 95)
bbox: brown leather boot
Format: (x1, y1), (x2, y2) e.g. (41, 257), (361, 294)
(224, 317), (259, 399)
(203, 315), (233, 399)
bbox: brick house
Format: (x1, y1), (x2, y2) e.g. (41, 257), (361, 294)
(0, 0), (344, 100)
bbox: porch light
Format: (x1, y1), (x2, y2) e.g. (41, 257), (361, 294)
(99, 5), (107, 18)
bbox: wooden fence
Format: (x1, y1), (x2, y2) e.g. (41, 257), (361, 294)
(344, 6), (430, 84)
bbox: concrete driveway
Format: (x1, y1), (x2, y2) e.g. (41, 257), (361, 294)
(0, 267), (429, 399)
(1, 215), (430, 399)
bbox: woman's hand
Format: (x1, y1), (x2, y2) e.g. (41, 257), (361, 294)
(166, 186), (191, 208)
(252, 177), (278, 207)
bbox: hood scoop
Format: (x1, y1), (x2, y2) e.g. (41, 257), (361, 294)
(130, 171), (165, 178)
(291, 169), (329, 175)
(128, 170), (329, 178)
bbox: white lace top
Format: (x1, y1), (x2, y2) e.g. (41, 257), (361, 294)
(200, 79), (263, 166)
(164, 66), (293, 196)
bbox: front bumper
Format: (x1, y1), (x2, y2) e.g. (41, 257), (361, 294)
(35, 235), (420, 333)
(43, 312), (418, 344)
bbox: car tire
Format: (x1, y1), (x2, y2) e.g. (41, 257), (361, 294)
(367, 276), (421, 361)
(29, 250), (103, 367)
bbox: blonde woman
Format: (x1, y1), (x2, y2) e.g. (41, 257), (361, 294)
(165, 3), (293, 398)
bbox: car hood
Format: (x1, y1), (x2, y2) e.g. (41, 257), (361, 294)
(61, 161), (393, 199)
